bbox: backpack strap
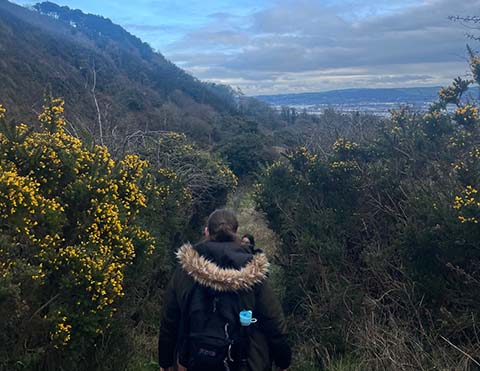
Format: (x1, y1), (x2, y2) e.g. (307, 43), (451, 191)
(177, 281), (200, 366)
(234, 287), (260, 370)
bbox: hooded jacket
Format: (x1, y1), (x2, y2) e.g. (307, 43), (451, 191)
(158, 240), (292, 371)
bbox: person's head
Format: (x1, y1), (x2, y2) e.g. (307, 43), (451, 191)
(241, 233), (255, 246)
(206, 209), (239, 242)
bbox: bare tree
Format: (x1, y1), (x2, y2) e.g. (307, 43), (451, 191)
(449, 16), (480, 42)
(90, 58), (104, 146)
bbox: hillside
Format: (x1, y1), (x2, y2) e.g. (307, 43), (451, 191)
(0, 0), (241, 147)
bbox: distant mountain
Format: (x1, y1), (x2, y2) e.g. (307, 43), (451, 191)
(256, 86), (480, 115)
(256, 87), (444, 106)
(0, 0), (243, 146)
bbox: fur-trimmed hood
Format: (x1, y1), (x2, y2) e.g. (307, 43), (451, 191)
(176, 242), (270, 292)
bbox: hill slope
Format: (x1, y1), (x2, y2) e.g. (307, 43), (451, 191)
(0, 0), (239, 146)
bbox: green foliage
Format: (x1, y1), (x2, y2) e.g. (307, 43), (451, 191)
(0, 98), (192, 370)
(255, 67), (480, 369)
(256, 144), (363, 360)
(213, 116), (274, 178)
(218, 133), (268, 177)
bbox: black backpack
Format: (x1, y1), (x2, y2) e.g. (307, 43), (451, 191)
(179, 284), (253, 371)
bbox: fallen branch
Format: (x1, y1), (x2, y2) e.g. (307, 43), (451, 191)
(440, 335), (480, 367)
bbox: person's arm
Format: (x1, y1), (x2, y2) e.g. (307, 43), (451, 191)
(256, 280), (292, 370)
(158, 269), (182, 369)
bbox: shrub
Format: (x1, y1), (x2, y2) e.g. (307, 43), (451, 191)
(255, 62), (480, 369)
(0, 97), (191, 369)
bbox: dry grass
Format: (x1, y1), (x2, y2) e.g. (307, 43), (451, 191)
(229, 186), (280, 257)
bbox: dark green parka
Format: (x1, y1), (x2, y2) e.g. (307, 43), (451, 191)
(158, 241), (292, 371)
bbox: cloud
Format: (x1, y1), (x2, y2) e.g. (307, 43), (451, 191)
(195, 61), (465, 95)
(123, 24), (179, 32)
(12, 0), (477, 94)
(207, 12), (240, 21)
(161, 0), (478, 94)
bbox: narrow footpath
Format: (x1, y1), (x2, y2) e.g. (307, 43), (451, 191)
(228, 186), (279, 257)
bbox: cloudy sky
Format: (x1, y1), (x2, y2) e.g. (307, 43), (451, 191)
(12, 0), (480, 95)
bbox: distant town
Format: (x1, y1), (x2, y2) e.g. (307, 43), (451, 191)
(256, 86), (480, 116)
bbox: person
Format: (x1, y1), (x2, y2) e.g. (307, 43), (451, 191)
(158, 209), (291, 371)
(241, 233), (255, 248)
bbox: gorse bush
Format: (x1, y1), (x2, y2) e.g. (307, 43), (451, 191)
(0, 97), (199, 370)
(256, 57), (480, 370)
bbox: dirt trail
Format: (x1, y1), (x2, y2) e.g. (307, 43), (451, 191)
(228, 186), (279, 257)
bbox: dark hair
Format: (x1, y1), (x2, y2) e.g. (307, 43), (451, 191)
(207, 209), (238, 242)
(241, 233), (255, 246)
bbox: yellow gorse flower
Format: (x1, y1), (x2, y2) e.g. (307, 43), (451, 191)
(453, 185), (480, 224)
(333, 138), (359, 152)
(0, 98), (159, 346)
(455, 105), (479, 126)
